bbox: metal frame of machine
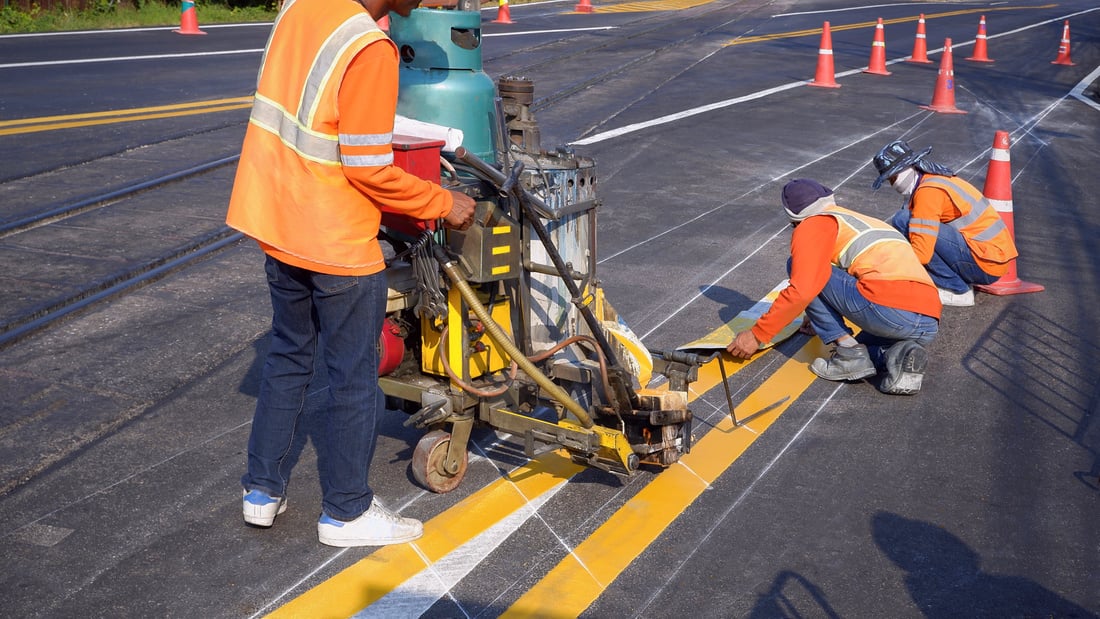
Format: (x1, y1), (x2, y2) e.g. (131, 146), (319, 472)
(378, 8), (708, 492)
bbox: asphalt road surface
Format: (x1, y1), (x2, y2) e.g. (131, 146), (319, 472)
(1, 1), (1098, 617)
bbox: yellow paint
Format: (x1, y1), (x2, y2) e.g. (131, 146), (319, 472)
(0, 97), (253, 136)
(502, 337), (827, 617)
(274, 290), (822, 617)
(677, 280), (802, 351)
(271, 299), (805, 615)
(581, 0), (713, 13)
(268, 452), (585, 618)
(420, 293), (512, 378)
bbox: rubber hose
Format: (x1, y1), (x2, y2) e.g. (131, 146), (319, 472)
(434, 249), (595, 429)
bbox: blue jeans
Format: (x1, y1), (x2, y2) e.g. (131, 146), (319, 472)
(242, 255), (386, 521)
(804, 264), (938, 368)
(889, 208), (999, 293)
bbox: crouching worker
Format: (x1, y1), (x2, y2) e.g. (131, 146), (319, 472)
(872, 140), (1018, 307)
(726, 179), (941, 395)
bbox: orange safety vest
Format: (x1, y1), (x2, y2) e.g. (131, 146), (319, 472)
(914, 175), (1018, 265)
(226, 0), (396, 274)
(823, 205), (934, 286)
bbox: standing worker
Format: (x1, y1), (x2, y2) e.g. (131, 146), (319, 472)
(727, 180), (941, 395)
(871, 140), (1018, 306)
(226, 0), (476, 547)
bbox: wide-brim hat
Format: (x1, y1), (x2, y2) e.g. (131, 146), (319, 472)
(872, 140), (933, 189)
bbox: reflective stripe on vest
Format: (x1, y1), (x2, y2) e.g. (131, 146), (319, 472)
(247, 12), (385, 166)
(918, 176), (1016, 262)
(226, 0), (397, 273)
(823, 205), (933, 285)
(834, 215), (906, 269)
(920, 176), (1008, 240)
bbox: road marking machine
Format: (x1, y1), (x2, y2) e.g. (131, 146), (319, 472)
(380, 5), (709, 492)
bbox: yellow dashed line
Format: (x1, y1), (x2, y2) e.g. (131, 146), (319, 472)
(575, 0), (715, 14)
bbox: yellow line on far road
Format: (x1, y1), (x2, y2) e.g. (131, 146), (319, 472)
(725, 5), (1057, 46)
(0, 97), (253, 136)
(581, 0), (714, 14)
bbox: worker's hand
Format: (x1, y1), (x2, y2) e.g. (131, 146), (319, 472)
(726, 330), (761, 359)
(443, 190), (476, 231)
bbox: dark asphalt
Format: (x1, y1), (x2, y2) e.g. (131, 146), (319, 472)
(0, 1), (1097, 617)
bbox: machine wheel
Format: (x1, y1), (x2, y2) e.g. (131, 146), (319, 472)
(411, 429), (468, 493)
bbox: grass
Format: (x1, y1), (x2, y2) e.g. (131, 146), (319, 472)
(0, 0), (543, 34)
(0, 2), (279, 34)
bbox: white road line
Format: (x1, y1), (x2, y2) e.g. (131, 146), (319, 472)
(0, 22), (272, 38)
(1070, 65), (1100, 112)
(0, 28), (615, 68)
(352, 482), (566, 618)
(485, 26), (617, 37)
(0, 48), (263, 69)
(635, 383), (845, 617)
(572, 6), (1100, 146)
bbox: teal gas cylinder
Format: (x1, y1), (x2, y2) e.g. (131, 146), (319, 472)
(389, 9), (498, 163)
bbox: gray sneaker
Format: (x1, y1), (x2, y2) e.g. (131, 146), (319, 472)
(810, 343), (877, 381)
(318, 500), (423, 547)
(878, 341), (928, 395)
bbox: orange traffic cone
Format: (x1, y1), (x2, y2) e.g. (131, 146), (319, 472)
(492, 0), (514, 24)
(975, 131), (1044, 296)
(173, 0), (206, 35)
(864, 17), (892, 75)
(965, 15), (993, 62)
(575, 0), (594, 13)
(1051, 20), (1074, 65)
(908, 14), (933, 64)
(919, 38), (966, 114)
(377, 14), (389, 31)
(809, 22), (841, 88)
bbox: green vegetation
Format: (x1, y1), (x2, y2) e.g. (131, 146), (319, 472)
(0, 1), (279, 34)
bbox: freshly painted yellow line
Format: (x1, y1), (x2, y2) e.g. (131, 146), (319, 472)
(268, 318), (783, 616)
(0, 97), (253, 136)
(269, 452), (584, 618)
(501, 336), (827, 617)
(724, 5), (1056, 47)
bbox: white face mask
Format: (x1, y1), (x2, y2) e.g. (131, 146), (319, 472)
(891, 167), (919, 196)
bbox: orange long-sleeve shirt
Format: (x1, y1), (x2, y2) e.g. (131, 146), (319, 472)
(908, 183), (959, 264)
(337, 40), (453, 221)
(751, 215), (941, 344)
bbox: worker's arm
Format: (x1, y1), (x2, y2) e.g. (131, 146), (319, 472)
(727, 217), (834, 358)
(336, 40), (473, 229)
(907, 185), (952, 264)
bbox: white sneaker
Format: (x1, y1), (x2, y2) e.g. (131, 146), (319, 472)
(317, 500), (423, 547)
(938, 287), (974, 307)
(243, 489), (286, 527)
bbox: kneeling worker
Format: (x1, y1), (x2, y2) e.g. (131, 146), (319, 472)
(727, 179), (941, 395)
(872, 140), (1018, 306)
